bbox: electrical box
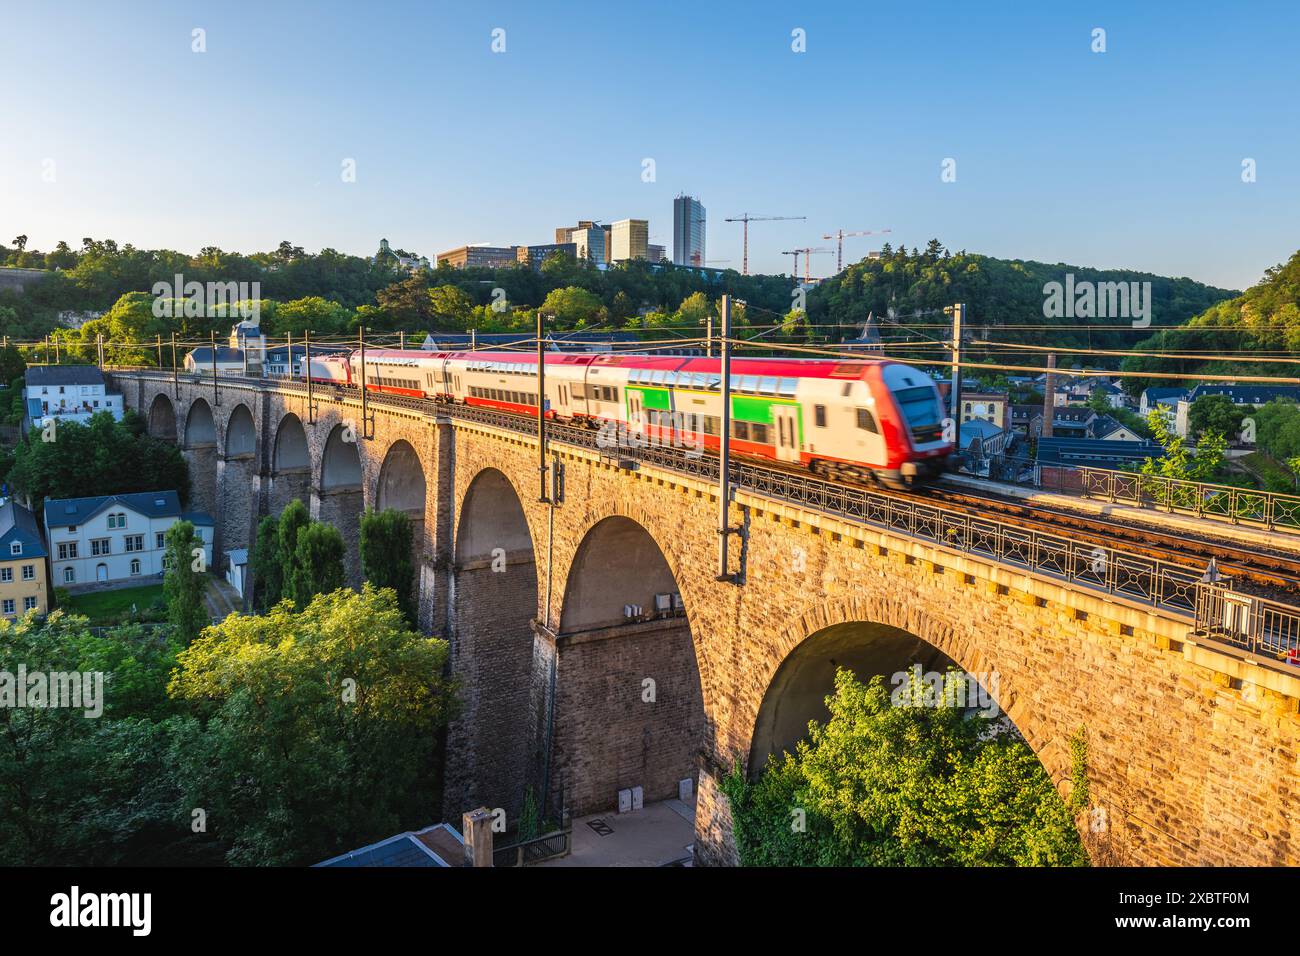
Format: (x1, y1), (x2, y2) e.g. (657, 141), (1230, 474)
(617, 789), (632, 814)
(678, 778), (693, 801)
(631, 786), (644, 811)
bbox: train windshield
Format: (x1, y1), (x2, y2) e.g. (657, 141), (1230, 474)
(893, 386), (944, 442)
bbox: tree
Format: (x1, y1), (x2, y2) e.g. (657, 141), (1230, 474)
(0, 344), (25, 384)
(277, 499), (311, 591)
(1140, 408), (1225, 483)
(167, 586), (456, 865)
(271, 296), (350, 337)
(720, 668), (1086, 866)
(8, 411), (190, 508)
(251, 515), (283, 610)
(359, 508), (415, 625)
(163, 520), (208, 643)
(1188, 394), (1248, 442)
(286, 522), (345, 609)
(428, 284), (473, 329)
(540, 286), (603, 328)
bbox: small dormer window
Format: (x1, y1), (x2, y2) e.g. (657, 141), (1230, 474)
(9, 542), (20, 556)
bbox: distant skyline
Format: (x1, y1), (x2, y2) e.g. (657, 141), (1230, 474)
(3, 1), (1297, 291)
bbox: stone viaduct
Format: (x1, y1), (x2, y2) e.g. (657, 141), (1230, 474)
(114, 371), (1300, 866)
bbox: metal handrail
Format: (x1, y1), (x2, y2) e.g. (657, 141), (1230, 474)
(1193, 584), (1300, 667)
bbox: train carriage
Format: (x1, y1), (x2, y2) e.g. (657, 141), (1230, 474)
(298, 347), (954, 488)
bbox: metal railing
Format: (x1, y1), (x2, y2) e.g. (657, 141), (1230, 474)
(1194, 584), (1300, 666)
(492, 823), (572, 867)
(982, 453), (1300, 534)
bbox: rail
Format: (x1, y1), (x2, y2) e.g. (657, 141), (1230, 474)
(981, 452), (1300, 535)
(491, 824), (572, 867)
(108, 369), (1300, 668)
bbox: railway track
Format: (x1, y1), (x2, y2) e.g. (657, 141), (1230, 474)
(120, 369), (1300, 604)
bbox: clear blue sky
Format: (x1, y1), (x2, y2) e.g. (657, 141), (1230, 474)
(2, 0), (1295, 290)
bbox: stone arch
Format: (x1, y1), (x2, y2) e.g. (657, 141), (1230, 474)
(747, 598), (1065, 790)
(147, 393), (177, 441)
(553, 514), (706, 818)
(445, 467), (540, 823)
(223, 403), (256, 458)
(272, 413), (309, 473)
(376, 439), (426, 515)
(313, 421), (365, 589)
(320, 423), (363, 491)
(182, 397), (216, 448)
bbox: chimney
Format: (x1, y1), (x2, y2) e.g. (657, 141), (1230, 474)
(1041, 353), (1056, 439)
(461, 807), (494, 867)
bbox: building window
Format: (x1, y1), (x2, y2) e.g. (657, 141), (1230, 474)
(23, 597), (36, 611)
(8, 542), (19, 556)
(2, 599), (13, 616)
(57, 542), (78, 560)
(0, 568), (9, 583)
(156, 532), (166, 549)
(21, 565), (34, 581)
(130, 559), (141, 576)
(63, 567), (75, 584)
(91, 538), (110, 556)
(125, 535), (144, 553)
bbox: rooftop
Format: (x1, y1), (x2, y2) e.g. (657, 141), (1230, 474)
(24, 365), (106, 387)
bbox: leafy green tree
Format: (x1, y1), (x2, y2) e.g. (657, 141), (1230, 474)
(0, 344), (24, 383)
(286, 522), (345, 609)
(8, 411), (190, 508)
(721, 668), (1087, 867)
(270, 296), (350, 337)
(428, 284), (473, 329)
(540, 286), (603, 327)
(1140, 409), (1225, 483)
(251, 514), (283, 610)
(277, 498), (311, 590)
(360, 508), (415, 625)
(167, 585), (456, 865)
(1188, 394), (1248, 442)
(163, 520), (208, 642)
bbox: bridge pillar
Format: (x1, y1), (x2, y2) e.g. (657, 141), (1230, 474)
(217, 454), (257, 562)
(267, 468), (311, 522)
(183, 444), (219, 551)
(311, 485), (364, 590)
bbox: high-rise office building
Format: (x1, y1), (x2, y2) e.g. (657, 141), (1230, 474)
(571, 226), (606, 264)
(647, 243), (666, 263)
(673, 194), (706, 267)
(610, 219), (649, 262)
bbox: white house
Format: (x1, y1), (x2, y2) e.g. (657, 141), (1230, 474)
(43, 490), (213, 590)
(23, 365), (123, 429)
(183, 345), (245, 374)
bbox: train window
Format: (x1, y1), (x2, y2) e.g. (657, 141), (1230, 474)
(856, 408), (879, 433)
(842, 383), (853, 397)
(733, 421), (750, 441)
(743, 375), (760, 393)
(652, 370), (667, 385)
(778, 378), (798, 396)
(814, 404), (827, 428)
(750, 423), (770, 444)
(759, 377), (778, 395)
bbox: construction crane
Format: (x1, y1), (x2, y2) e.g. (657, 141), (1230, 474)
(785, 247), (835, 282)
(723, 214), (806, 275)
(823, 228), (892, 272)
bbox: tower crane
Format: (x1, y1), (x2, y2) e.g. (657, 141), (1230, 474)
(723, 213), (806, 275)
(785, 247), (835, 282)
(823, 228), (892, 272)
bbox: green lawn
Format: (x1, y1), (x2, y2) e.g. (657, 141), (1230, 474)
(60, 583), (166, 625)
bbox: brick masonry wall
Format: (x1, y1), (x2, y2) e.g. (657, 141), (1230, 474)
(549, 618), (705, 816)
(118, 376), (1300, 867)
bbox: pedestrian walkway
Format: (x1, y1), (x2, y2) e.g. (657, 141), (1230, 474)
(538, 797), (696, 867)
(203, 575), (243, 622)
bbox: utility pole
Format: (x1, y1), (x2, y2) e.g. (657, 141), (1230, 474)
(705, 314), (713, 358)
(156, 334), (162, 369)
(945, 303), (965, 433)
(399, 330), (405, 350)
(1042, 353), (1056, 440)
(304, 331), (316, 424)
(171, 332), (178, 398)
(94, 334), (101, 369)
(717, 294), (739, 583)
(54, 336), (60, 364)
(358, 326), (370, 439)
(210, 329), (219, 407)
(537, 311), (549, 503)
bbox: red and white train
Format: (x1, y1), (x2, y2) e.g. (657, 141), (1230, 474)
(302, 349), (954, 487)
